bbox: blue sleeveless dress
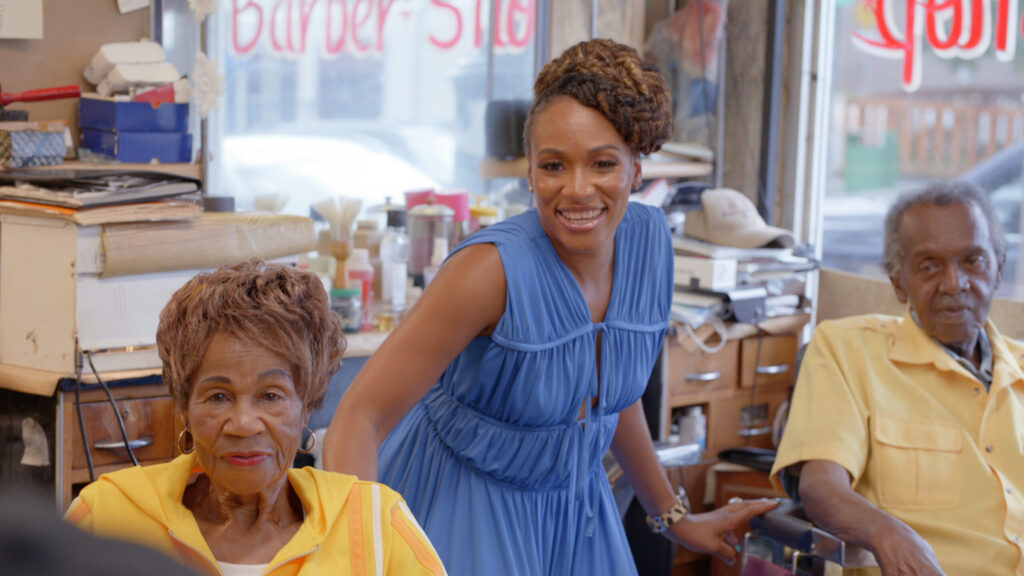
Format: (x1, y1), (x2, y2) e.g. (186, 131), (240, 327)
(378, 203), (672, 576)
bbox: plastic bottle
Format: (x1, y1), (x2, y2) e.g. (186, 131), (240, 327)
(330, 287), (362, 334)
(378, 209), (409, 313)
(678, 406), (707, 451)
(423, 236), (449, 288)
(346, 248), (375, 332)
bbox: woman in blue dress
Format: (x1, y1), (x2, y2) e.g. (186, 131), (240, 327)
(324, 39), (776, 575)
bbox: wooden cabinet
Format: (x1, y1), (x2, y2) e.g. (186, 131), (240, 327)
(57, 382), (182, 510)
(665, 333), (797, 455)
(663, 332), (798, 453)
(663, 331), (798, 576)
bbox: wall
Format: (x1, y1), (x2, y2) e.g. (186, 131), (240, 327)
(548, 0), (646, 59)
(0, 0), (149, 146)
(721, 0), (769, 200)
(817, 267), (1024, 340)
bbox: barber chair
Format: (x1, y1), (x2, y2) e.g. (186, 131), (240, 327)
(741, 497), (879, 576)
(738, 343), (879, 575)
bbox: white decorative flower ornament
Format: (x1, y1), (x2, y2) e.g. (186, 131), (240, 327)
(189, 0), (218, 22)
(190, 51), (224, 119)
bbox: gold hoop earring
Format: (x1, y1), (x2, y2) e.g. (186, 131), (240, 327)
(298, 426), (316, 455)
(177, 429), (194, 454)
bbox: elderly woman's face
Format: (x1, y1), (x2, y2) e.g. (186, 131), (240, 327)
(186, 331), (306, 495)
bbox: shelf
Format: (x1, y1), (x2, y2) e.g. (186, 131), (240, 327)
(343, 330), (389, 358)
(4, 161), (201, 180)
(479, 153), (712, 181)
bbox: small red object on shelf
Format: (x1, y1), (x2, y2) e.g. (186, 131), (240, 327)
(0, 85), (81, 107)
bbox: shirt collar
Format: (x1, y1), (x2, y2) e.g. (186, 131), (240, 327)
(900, 308), (993, 388)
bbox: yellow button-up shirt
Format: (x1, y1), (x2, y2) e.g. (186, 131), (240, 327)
(771, 312), (1024, 575)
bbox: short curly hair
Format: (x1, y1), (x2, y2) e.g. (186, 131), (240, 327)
(524, 38), (673, 156)
(883, 180), (1007, 277)
(156, 261), (345, 413)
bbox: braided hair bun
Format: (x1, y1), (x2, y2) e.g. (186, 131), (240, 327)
(526, 39), (673, 156)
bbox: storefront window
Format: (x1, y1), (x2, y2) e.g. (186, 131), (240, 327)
(819, 0), (1024, 298)
(177, 0), (538, 216)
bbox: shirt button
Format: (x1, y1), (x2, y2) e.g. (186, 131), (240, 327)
(986, 445), (995, 453)
(974, 387), (981, 395)
(1007, 487), (1014, 495)
(1013, 535), (1020, 544)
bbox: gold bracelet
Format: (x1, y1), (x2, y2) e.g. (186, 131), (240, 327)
(645, 486), (690, 533)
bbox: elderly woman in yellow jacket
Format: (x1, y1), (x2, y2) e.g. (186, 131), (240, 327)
(66, 261), (444, 576)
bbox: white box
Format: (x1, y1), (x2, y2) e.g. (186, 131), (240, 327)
(0, 214), (204, 374)
(673, 255), (737, 291)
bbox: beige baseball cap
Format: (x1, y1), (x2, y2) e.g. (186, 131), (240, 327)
(684, 188), (795, 249)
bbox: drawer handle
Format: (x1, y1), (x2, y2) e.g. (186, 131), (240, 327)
(737, 426), (772, 437)
(94, 437), (154, 451)
(685, 370), (722, 383)
(755, 363), (789, 376)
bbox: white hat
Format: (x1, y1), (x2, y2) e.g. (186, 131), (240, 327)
(684, 188), (794, 249)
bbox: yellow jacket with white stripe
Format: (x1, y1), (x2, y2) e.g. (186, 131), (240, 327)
(65, 453), (446, 576)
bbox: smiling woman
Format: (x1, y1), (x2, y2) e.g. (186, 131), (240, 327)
(322, 38), (777, 576)
(65, 261), (445, 576)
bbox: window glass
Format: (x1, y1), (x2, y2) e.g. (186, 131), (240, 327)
(821, 0), (1024, 298)
(200, 0), (538, 216)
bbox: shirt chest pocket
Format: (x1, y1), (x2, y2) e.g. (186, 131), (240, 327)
(872, 415), (963, 510)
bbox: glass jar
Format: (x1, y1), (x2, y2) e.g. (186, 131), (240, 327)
(330, 287), (362, 333)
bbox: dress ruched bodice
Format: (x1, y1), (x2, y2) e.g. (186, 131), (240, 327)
(378, 203), (672, 576)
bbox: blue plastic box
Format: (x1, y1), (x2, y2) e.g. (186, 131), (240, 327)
(80, 128), (192, 163)
(79, 97), (189, 132)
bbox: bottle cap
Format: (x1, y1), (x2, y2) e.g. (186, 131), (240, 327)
(331, 287), (361, 299)
(386, 208), (407, 228)
(349, 248), (369, 262)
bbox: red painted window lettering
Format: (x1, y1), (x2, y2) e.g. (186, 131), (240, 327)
(231, 0), (533, 56)
(269, 0), (288, 53)
(430, 0), (462, 50)
(853, 0), (1022, 92)
(376, 0), (394, 51)
(325, 0), (348, 55)
(351, 0), (373, 53)
(233, 0), (263, 55)
(506, 0), (534, 49)
(297, 0), (318, 54)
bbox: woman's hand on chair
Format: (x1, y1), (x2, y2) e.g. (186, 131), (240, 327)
(665, 498), (778, 565)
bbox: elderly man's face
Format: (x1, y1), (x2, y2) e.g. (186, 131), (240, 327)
(890, 202), (1002, 355)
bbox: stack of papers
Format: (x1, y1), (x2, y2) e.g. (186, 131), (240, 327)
(0, 169), (201, 224)
(671, 234), (819, 327)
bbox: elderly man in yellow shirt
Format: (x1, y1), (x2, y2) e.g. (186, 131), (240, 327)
(771, 180), (1024, 576)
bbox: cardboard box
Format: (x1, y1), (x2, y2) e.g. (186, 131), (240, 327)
(0, 215), (205, 373)
(79, 96), (188, 132)
(674, 255), (737, 291)
(80, 128), (192, 164)
(0, 129), (65, 168)
(0, 214), (303, 374)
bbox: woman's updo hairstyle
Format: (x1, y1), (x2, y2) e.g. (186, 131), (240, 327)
(525, 38), (673, 156)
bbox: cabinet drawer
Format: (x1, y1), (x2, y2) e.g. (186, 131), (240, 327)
(71, 395), (177, 469)
(667, 339), (739, 398)
(706, 388), (790, 455)
(740, 334), (798, 388)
